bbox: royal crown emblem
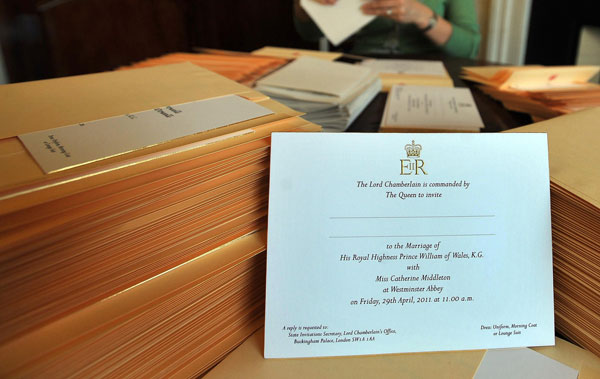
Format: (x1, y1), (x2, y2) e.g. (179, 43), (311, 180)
(404, 140), (422, 158)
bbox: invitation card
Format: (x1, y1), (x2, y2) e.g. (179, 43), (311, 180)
(265, 133), (554, 358)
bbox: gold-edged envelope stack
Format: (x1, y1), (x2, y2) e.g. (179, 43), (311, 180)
(508, 107), (600, 357)
(462, 65), (600, 121)
(251, 46), (343, 61)
(0, 62), (320, 377)
(120, 51), (288, 87)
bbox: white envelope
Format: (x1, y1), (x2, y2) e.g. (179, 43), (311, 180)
(255, 56), (375, 102)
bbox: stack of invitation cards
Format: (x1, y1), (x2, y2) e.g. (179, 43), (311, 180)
(380, 85), (483, 132)
(255, 56), (381, 132)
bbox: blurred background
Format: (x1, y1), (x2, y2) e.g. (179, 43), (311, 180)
(0, 0), (599, 84)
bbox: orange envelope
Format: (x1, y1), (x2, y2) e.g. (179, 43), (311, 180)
(508, 108), (600, 357)
(461, 65), (600, 121)
(0, 230), (269, 377)
(0, 62), (321, 378)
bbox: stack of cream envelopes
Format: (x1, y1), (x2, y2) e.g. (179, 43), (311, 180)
(0, 63), (320, 377)
(508, 107), (600, 357)
(255, 56), (381, 132)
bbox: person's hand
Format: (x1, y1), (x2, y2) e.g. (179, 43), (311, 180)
(361, 0), (434, 29)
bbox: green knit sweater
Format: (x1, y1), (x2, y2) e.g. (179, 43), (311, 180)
(294, 0), (481, 59)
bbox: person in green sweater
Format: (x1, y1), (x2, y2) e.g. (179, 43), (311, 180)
(294, 0), (480, 59)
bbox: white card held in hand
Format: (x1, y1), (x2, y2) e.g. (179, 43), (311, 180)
(300, 0), (374, 46)
(265, 133), (554, 358)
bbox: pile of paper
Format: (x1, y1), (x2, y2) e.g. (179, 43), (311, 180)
(360, 59), (453, 92)
(0, 63), (320, 377)
(380, 85), (483, 132)
(462, 65), (600, 121)
(255, 56), (381, 132)
(120, 51), (288, 86)
(508, 108), (600, 357)
(253, 48), (453, 93)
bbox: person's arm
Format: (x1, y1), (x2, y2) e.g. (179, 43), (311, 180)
(361, 0), (480, 58)
(440, 0), (480, 59)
